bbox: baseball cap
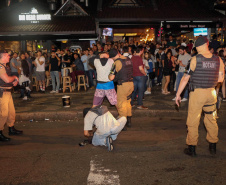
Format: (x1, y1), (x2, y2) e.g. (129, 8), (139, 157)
(195, 36), (209, 47)
(109, 49), (118, 58)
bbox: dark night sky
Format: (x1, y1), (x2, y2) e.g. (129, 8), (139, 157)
(0, 0), (99, 14)
(0, 0), (220, 13)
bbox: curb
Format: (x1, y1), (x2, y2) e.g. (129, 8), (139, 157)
(15, 109), (189, 121)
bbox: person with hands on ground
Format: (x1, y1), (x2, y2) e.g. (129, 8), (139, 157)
(0, 50), (23, 142)
(175, 36), (225, 157)
(83, 106), (126, 151)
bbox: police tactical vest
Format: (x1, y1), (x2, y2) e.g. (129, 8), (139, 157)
(190, 54), (220, 89)
(0, 63), (13, 87)
(115, 57), (133, 84)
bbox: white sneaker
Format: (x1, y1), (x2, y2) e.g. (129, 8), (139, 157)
(181, 98), (188, 102)
(144, 91), (151, 95)
(50, 90), (56, 93)
(55, 91), (59, 93)
(172, 97), (176, 101)
(23, 96), (28, 100)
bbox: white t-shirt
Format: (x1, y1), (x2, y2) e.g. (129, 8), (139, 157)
(143, 59), (149, 76)
(123, 53), (132, 59)
(35, 56), (45, 72)
(94, 58), (114, 82)
(84, 111), (121, 135)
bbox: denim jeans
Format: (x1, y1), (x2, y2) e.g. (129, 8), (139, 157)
(50, 71), (60, 91)
(92, 117), (126, 146)
(20, 89), (31, 98)
(131, 76), (146, 106)
(176, 72), (188, 99)
(88, 69), (96, 87)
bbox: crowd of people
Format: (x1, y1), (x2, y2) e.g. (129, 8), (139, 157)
(6, 34), (226, 104)
(2, 34), (225, 153)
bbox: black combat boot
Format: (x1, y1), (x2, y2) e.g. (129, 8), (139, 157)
(8, 126), (23, 135)
(184, 145), (197, 157)
(126, 116), (132, 128)
(0, 131), (11, 142)
(209, 143), (216, 155)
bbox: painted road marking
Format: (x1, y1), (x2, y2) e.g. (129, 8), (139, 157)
(87, 159), (120, 185)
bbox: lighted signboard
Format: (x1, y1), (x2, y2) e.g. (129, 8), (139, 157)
(19, 8), (51, 23)
(194, 28), (208, 37)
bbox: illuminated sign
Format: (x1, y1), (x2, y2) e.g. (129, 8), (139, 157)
(19, 8), (51, 23)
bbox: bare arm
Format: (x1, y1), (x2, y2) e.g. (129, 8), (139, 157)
(38, 58), (44, 65)
(84, 130), (93, 137)
(175, 74), (190, 106)
(218, 72), (224, 83)
(49, 64), (51, 72)
(56, 56), (61, 66)
(139, 66), (146, 76)
(0, 73), (18, 84)
(218, 58), (225, 83)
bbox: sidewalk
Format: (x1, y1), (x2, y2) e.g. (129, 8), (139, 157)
(13, 86), (226, 121)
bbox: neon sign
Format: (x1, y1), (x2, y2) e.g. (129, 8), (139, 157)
(19, 8), (51, 23)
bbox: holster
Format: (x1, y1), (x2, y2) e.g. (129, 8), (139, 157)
(189, 83), (194, 92)
(216, 95), (222, 110)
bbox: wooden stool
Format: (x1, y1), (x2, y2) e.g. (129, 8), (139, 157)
(46, 75), (51, 87)
(77, 75), (86, 91)
(63, 67), (73, 77)
(32, 76), (39, 91)
(63, 76), (72, 93)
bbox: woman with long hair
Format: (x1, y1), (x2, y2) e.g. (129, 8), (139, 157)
(19, 59), (31, 100)
(162, 50), (173, 95)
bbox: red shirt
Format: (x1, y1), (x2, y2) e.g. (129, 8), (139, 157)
(131, 55), (144, 77)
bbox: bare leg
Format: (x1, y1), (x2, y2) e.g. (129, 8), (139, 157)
(164, 76), (170, 93)
(222, 80), (225, 98)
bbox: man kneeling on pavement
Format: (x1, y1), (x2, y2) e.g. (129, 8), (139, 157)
(83, 105), (126, 151)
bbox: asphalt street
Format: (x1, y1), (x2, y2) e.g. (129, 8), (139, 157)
(1, 115), (226, 185)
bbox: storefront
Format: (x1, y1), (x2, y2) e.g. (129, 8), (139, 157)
(0, 0), (97, 52)
(0, 0), (226, 52)
(96, 0), (226, 44)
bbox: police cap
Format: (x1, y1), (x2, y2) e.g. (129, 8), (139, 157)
(195, 36), (209, 47)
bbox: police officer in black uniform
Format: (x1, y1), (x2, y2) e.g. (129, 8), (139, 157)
(0, 50), (23, 142)
(109, 49), (134, 130)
